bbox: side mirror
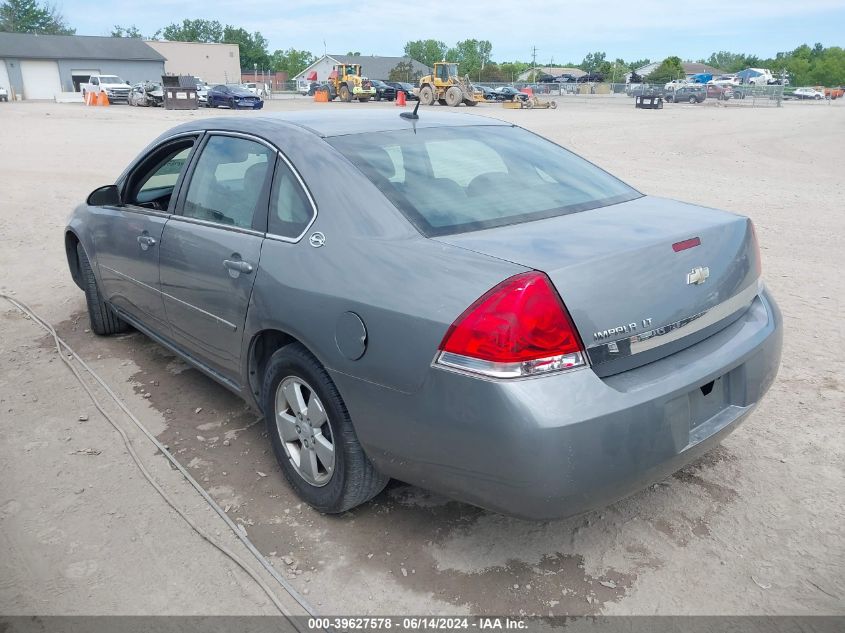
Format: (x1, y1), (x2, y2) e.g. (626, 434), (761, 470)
(87, 184), (122, 207)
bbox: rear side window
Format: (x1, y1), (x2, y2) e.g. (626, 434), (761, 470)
(268, 159), (315, 239)
(329, 126), (640, 237)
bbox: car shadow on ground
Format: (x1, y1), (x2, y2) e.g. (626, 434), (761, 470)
(44, 310), (739, 615)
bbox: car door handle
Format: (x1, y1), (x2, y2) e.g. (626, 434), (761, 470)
(223, 259), (253, 274)
(137, 235), (157, 248)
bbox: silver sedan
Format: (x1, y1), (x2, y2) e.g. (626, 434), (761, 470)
(64, 111), (782, 519)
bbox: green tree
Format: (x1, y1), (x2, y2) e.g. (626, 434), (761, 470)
(498, 61), (529, 82)
(223, 26), (270, 70)
(388, 60), (422, 83)
(580, 51), (606, 73)
(403, 39), (448, 68)
(647, 56), (685, 83)
(161, 19), (223, 43)
(271, 48), (315, 77)
(445, 39), (493, 79)
(110, 24), (144, 38)
(345, 51), (361, 56)
(0, 0), (74, 34)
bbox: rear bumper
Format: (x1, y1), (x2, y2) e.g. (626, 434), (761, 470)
(333, 286), (782, 519)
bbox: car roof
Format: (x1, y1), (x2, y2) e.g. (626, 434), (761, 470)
(169, 110), (512, 139)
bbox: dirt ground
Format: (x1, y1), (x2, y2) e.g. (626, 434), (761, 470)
(0, 96), (843, 616)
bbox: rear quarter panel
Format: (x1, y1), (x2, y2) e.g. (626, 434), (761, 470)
(241, 127), (526, 395)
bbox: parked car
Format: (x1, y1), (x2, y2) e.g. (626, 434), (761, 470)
(128, 81), (164, 107)
(243, 82), (268, 97)
(792, 87), (825, 100)
(196, 83), (208, 106)
(708, 75), (740, 87)
(385, 81), (418, 101)
(474, 85), (498, 101)
(556, 74), (578, 83)
(664, 79), (689, 92)
(665, 85), (705, 103)
(0, 85), (7, 102)
(65, 110), (781, 520)
(577, 72), (604, 83)
(493, 86), (529, 102)
(81, 74), (131, 103)
(369, 79), (396, 101)
(705, 84), (734, 100)
(207, 84), (264, 109)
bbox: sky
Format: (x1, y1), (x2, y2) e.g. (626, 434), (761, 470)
(58, 0), (845, 64)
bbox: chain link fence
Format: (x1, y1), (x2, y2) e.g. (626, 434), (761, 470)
(258, 79), (836, 108)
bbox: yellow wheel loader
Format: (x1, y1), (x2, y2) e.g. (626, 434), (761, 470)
(326, 64), (376, 102)
(416, 62), (484, 107)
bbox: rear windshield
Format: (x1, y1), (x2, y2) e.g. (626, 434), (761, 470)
(329, 125), (640, 236)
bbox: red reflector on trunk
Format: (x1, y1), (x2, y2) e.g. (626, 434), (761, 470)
(672, 237), (701, 252)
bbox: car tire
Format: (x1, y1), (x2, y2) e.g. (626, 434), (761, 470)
(76, 243), (129, 336)
(262, 343), (388, 514)
(689, 95), (697, 104)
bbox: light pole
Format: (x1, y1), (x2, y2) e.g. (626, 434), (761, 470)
(254, 63), (258, 85)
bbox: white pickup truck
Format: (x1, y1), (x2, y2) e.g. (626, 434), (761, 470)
(81, 74), (131, 103)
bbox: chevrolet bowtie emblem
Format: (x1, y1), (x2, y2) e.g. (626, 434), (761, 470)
(686, 266), (710, 285)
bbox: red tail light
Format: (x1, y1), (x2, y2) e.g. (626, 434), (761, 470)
(436, 272), (586, 378)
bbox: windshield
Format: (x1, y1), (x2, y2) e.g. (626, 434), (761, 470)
(99, 76), (124, 84)
(329, 125), (640, 237)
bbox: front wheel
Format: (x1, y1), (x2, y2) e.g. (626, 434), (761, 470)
(262, 344), (388, 513)
(419, 85), (434, 105)
(689, 95), (697, 104)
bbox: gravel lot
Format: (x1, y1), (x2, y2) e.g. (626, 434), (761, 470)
(1, 97), (842, 615)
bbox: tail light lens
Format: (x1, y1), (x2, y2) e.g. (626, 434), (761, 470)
(436, 272), (586, 379)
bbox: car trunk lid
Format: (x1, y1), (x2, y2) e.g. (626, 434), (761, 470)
(434, 196), (761, 377)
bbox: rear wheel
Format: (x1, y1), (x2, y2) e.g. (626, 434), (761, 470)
(689, 95), (697, 104)
(262, 344), (388, 513)
(464, 99), (478, 106)
(76, 243), (128, 336)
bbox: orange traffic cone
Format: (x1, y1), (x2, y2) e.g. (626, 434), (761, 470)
(97, 91), (110, 106)
(396, 90), (406, 106)
(84, 91), (96, 106)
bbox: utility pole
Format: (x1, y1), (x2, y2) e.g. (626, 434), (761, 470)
(531, 46), (538, 79)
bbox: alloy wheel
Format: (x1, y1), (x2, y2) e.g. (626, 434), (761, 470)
(274, 376), (335, 487)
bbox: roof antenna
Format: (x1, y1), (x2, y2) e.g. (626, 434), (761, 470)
(400, 100), (420, 120)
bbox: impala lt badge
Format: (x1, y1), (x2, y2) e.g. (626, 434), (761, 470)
(687, 266), (710, 285)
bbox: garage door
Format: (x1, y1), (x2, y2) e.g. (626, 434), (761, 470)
(0, 60), (11, 94)
(20, 60), (61, 100)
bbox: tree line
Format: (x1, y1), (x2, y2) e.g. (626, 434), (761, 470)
(2, 0), (844, 86)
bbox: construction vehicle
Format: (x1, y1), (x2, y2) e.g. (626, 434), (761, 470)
(417, 62), (484, 107)
(324, 64), (376, 102)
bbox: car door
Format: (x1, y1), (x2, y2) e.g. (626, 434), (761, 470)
(158, 132), (275, 385)
(91, 134), (200, 334)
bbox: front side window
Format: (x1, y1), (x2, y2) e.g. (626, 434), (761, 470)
(329, 125), (640, 237)
(182, 135), (273, 229)
(124, 138), (196, 211)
